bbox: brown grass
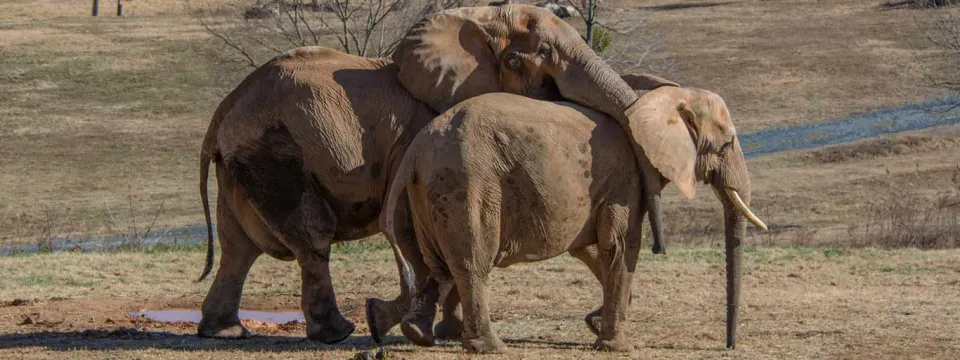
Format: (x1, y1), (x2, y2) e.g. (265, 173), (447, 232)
(1, 245), (960, 359)
(0, 0), (957, 248)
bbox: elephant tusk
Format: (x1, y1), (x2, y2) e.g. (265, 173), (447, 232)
(725, 189), (768, 231)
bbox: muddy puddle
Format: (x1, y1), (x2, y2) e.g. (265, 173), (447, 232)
(130, 310), (305, 324)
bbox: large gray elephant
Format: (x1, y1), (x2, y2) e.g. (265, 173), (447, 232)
(196, 4), (665, 344)
(375, 87), (768, 352)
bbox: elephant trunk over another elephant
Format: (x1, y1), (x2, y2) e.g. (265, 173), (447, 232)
(194, 2), (766, 349)
(192, 3), (672, 345)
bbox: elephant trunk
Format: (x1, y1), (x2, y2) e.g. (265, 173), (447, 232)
(719, 187), (746, 349)
(713, 138), (765, 349)
(553, 44), (640, 124)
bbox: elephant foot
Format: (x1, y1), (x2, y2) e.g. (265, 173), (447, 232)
(306, 313), (355, 344)
(593, 335), (634, 352)
(583, 308), (602, 336)
(400, 316), (435, 347)
(197, 318), (251, 339)
(652, 242), (666, 255)
(365, 297), (404, 344)
(433, 317), (462, 340)
(462, 335), (507, 354)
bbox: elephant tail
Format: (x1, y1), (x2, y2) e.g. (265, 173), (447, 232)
(381, 144), (419, 300)
(196, 124), (219, 282)
(196, 87), (238, 283)
(197, 150), (215, 283)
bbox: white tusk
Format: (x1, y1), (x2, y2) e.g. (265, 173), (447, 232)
(725, 189), (768, 231)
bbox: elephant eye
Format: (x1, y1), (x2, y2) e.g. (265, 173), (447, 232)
(720, 141), (733, 152)
(505, 52), (522, 71)
(537, 44), (553, 58)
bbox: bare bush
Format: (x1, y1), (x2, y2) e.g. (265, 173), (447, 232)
(912, 0), (960, 94)
(188, 0), (463, 74)
(103, 186), (166, 250)
(848, 165), (960, 248)
(564, 0), (674, 74)
(5, 209), (61, 253)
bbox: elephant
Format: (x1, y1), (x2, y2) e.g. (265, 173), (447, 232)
(376, 87), (768, 352)
(195, 4), (666, 344)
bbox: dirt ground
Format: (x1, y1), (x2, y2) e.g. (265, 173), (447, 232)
(1, 245), (959, 359)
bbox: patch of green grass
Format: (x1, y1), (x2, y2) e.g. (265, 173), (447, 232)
(143, 242), (207, 253)
(647, 247), (724, 264)
(876, 264), (930, 275)
(332, 238), (391, 255)
(248, 289), (298, 297)
(785, 247), (818, 257)
(16, 274), (55, 286)
(112, 241), (207, 254)
(821, 247), (850, 258)
(875, 263), (929, 274)
(64, 278), (96, 287)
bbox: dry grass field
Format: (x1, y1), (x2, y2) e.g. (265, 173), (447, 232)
(1, 0), (957, 248)
(2, 0), (960, 358)
(2, 245), (959, 359)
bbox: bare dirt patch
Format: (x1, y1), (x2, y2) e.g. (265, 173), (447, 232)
(1, 247), (959, 359)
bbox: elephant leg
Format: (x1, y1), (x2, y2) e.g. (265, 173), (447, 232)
(282, 188), (354, 344)
(434, 286), (462, 339)
(399, 276), (444, 346)
(198, 192), (263, 339)
(366, 191), (434, 343)
(592, 204), (638, 352)
(453, 269), (505, 354)
(569, 245), (604, 336)
(297, 241), (354, 344)
(226, 153), (354, 343)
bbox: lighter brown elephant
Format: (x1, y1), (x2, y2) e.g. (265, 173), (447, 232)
(376, 87), (767, 353)
(196, 4), (663, 344)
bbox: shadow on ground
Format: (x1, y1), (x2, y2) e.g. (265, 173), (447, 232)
(0, 328), (618, 353)
(0, 328), (394, 352)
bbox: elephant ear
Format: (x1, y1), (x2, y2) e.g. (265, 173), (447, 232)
(624, 86), (698, 199)
(393, 7), (507, 113)
(620, 73), (679, 92)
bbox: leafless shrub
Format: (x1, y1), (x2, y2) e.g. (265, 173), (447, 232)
(911, 0), (960, 95)
(852, 196), (959, 248)
(103, 186), (166, 250)
(188, 0), (463, 75)
(564, 0), (675, 74)
(2, 207), (74, 253)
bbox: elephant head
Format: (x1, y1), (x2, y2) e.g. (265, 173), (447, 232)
(625, 86), (768, 349)
(392, 4), (637, 118)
